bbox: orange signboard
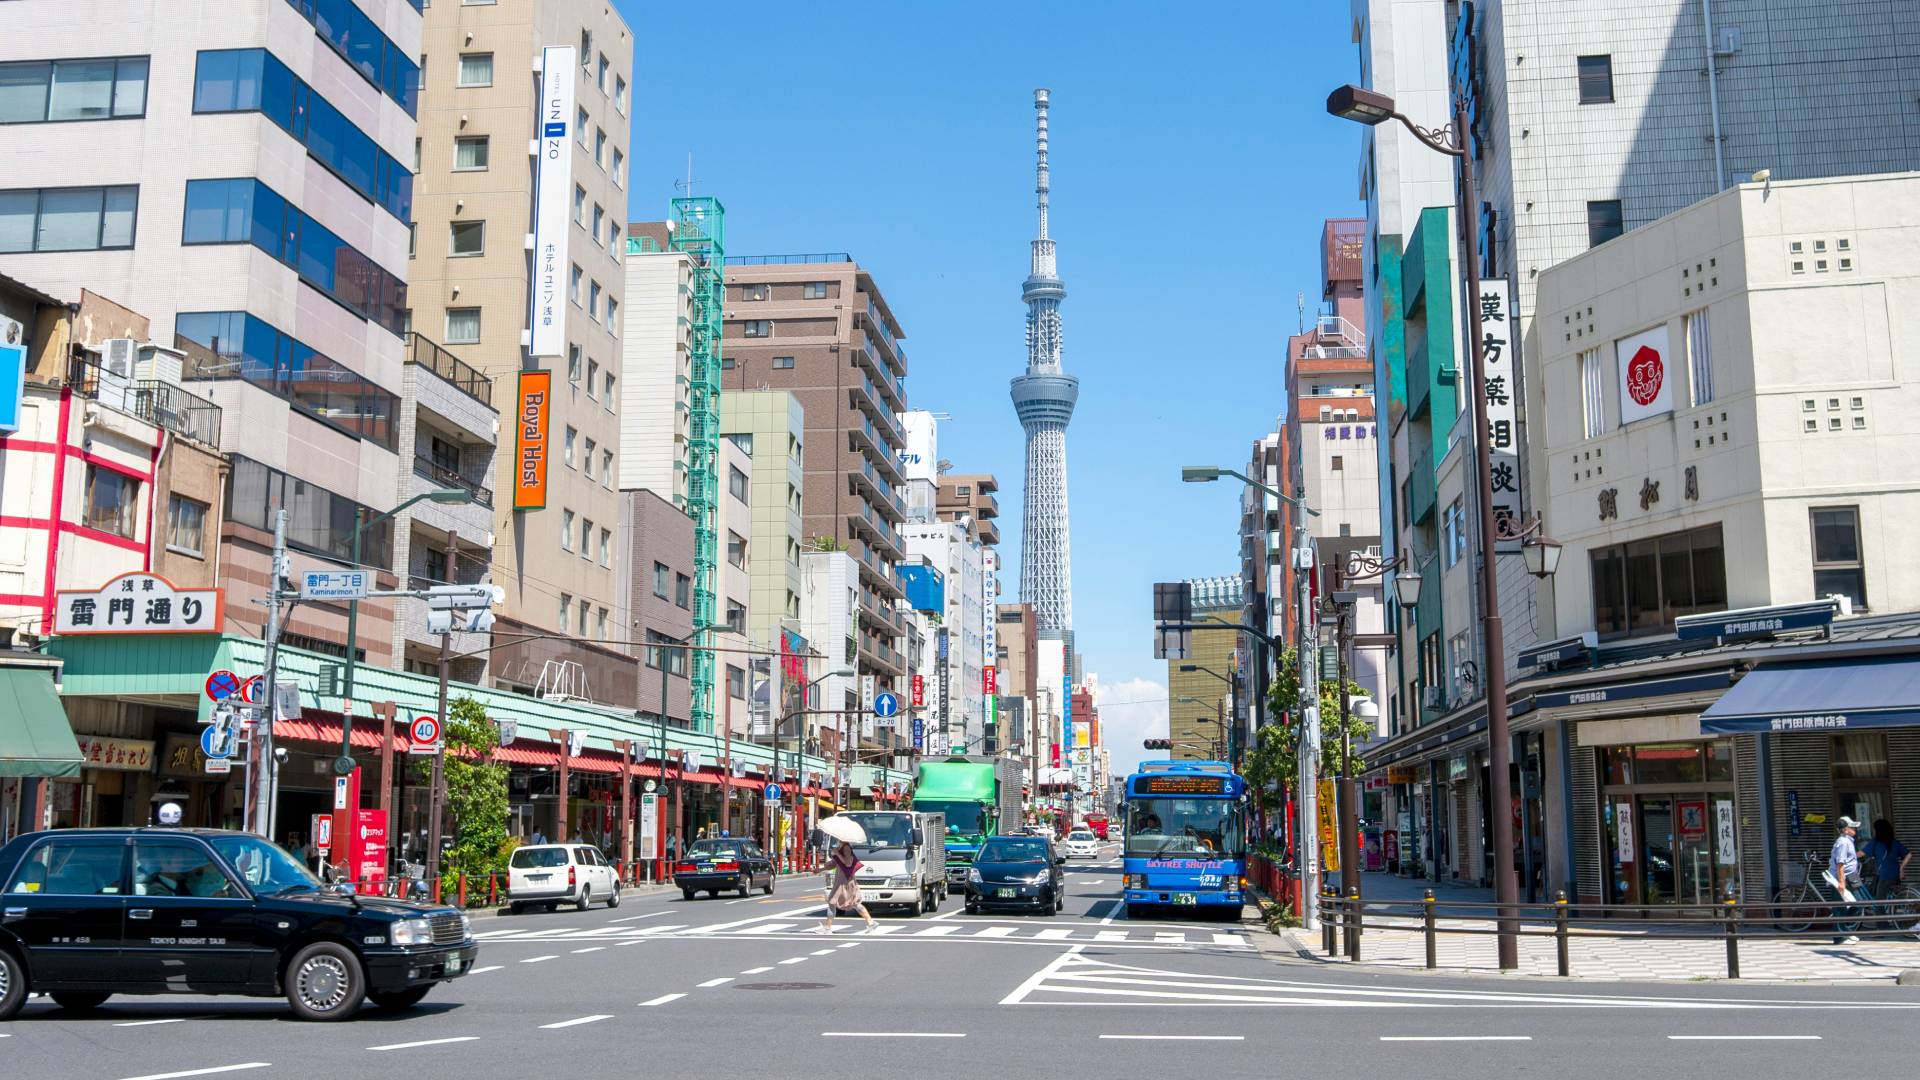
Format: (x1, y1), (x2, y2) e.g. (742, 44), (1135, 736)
(514, 370), (551, 510)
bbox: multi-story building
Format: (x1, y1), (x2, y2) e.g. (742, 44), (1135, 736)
(624, 488), (695, 725)
(619, 222), (692, 508)
(1238, 429), (1286, 747)
(938, 474), (1001, 548)
(902, 519), (985, 754)
(800, 548), (861, 761)
(409, 0), (633, 701)
(1165, 577), (1243, 761)
(714, 436), (753, 736)
(722, 256), (910, 747)
(720, 389), (806, 655)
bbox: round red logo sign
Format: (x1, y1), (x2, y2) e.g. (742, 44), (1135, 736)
(1626, 345), (1664, 407)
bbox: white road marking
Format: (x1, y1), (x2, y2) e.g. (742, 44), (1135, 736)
(118, 1066), (272, 1080)
(697, 977), (734, 988)
(570, 946), (605, 954)
(1098, 900), (1121, 925)
(821, 1032), (966, 1039)
(617, 940), (647, 947)
(837, 942), (861, 949)
(1035, 929), (1074, 940)
(926, 904), (969, 922)
(913, 925), (962, 937)
(540, 1014), (614, 1029)
(610, 911), (667, 923)
(1667, 1035), (1823, 1041)
(976, 926), (1018, 938)
(856, 924), (901, 935)
(520, 954), (558, 963)
(690, 905), (827, 934)
(115, 1018), (189, 1027)
(810, 949), (837, 955)
(1382, 1030), (1528, 1037)
(1211, 933), (1248, 947)
(1000, 946), (1083, 1005)
(778, 956), (809, 965)
(734, 923), (799, 934)
(473, 929), (533, 939)
(469, 965), (504, 974)
(639, 993), (686, 1007)
(1100, 1035), (1244, 1041)
(367, 1037), (481, 1051)
(1094, 931), (1130, 942)
(740, 966), (775, 975)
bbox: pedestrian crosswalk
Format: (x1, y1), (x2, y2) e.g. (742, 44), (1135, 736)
(471, 921), (1253, 950)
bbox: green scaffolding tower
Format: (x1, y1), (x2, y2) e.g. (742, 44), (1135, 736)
(673, 196), (725, 733)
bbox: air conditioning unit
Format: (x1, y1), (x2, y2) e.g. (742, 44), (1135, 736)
(100, 337), (136, 378)
(1421, 685), (1446, 710)
(0, 314), (23, 348)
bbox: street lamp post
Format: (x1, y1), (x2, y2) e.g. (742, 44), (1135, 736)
(1326, 82), (1538, 968)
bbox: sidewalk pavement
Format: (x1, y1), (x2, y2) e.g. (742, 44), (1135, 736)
(1275, 872), (1920, 982)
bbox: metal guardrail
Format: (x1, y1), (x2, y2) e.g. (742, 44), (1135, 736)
(68, 355), (224, 447)
(724, 253), (853, 266)
(412, 454), (494, 507)
(406, 332), (493, 408)
(1316, 886), (1920, 978)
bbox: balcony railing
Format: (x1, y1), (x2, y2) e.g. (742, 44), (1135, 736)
(723, 253), (853, 266)
(413, 454), (494, 508)
(68, 355), (224, 447)
(406, 333), (493, 408)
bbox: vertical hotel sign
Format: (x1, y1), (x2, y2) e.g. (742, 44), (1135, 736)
(514, 371), (552, 509)
(1477, 277), (1521, 550)
(529, 45), (577, 359)
(981, 551), (997, 735)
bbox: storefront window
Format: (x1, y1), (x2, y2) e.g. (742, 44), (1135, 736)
(1705, 738), (1735, 782)
(1598, 739), (1739, 907)
(1632, 743), (1704, 786)
(1832, 732), (1890, 828)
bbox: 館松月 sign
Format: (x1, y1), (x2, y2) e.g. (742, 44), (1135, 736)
(55, 573), (223, 635)
(1615, 323), (1674, 426)
(514, 370), (552, 510)
(1475, 278), (1522, 549)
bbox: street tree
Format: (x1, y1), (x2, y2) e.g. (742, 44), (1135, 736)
(431, 695), (511, 901)
(1241, 646), (1373, 815)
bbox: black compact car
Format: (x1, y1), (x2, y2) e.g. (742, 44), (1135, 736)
(963, 835), (1065, 914)
(0, 828), (476, 1022)
(674, 838), (777, 900)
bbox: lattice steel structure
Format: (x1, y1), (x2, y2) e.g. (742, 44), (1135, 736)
(673, 196), (725, 732)
(1012, 88), (1078, 633)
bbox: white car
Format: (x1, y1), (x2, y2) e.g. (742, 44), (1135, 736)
(1063, 831), (1101, 859)
(507, 843), (621, 913)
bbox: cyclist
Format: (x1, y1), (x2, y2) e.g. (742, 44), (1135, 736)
(1829, 816), (1865, 945)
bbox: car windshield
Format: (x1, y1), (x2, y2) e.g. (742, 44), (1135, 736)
(1069, 832), (1095, 841)
(208, 834), (322, 894)
(1124, 797), (1246, 858)
(978, 838), (1049, 864)
(686, 841), (747, 859)
(511, 846), (570, 868)
(844, 814), (914, 851)
(917, 801), (985, 836)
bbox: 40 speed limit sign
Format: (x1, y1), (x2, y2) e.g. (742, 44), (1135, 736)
(408, 714), (443, 755)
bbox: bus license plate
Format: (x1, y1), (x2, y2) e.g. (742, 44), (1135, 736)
(996, 887), (1016, 899)
(1173, 893), (1198, 906)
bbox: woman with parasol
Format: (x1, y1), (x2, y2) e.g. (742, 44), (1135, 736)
(816, 815), (876, 934)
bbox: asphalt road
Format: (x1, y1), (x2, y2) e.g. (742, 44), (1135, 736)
(6, 843), (1920, 1080)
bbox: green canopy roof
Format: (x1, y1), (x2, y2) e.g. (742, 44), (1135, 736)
(0, 665), (82, 778)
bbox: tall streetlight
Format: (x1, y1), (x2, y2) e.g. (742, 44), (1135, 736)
(1326, 82), (1562, 968)
(335, 487), (474, 771)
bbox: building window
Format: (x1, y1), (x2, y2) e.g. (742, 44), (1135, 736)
(448, 220), (484, 256)
(614, 74), (626, 112)
(1577, 54), (1614, 104)
(581, 516), (593, 558)
(595, 606), (608, 640)
(578, 599), (590, 636)
(606, 296), (617, 333)
(1330, 455), (1343, 471)
(727, 664), (746, 698)
(454, 135), (489, 171)
(593, 127), (606, 166)
(743, 283), (770, 302)
(603, 372), (615, 407)
(802, 281), (829, 300)
(653, 561), (670, 599)
(588, 280), (601, 322)
(283, 0), (418, 113)
(1832, 732), (1891, 828)
(0, 184), (137, 253)
(573, 184), (585, 225)
(1579, 347), (1606, 437)
(444, 307), (480, 343)
(771, 355), (794, 369)
(596, 53), (609, 92)
(591, 203), (603, 243)
(570, 264), (583, 305)
(609, 222), (621, 257)
(1685, 308), (1714, 406)
(166, 494), (207, 556)
(726, 601), (746, 634)
(456, 53), (492, 87)
(563, 426), (576, 467)
(601, 448), (613, 483)
(560, 509), (574, 550)
(674, 573), (691, 609)
(586, 359), (599, 398)
(177, 312), (398, 449)
(742, 320), (771, 338)
(727, 531), (747, 568)
(583, 436), (596, 479)
(567, 344), (582, 383)
(0, 56), (149, 123)
(1442, 498), (1466, 568)
(729, 465), (749, 502)
(611, 147), (624, 186)
(560, 592), (572, 629)
(1587, 199), (1624, 248)
(1810, 506), (1866, 610)
(599, 527), (610, 566)
(1589, 524), (1727, 639)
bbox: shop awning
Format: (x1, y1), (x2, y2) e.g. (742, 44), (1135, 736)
(1700, 657), (1920, 733)
(0, 666), (84, 777)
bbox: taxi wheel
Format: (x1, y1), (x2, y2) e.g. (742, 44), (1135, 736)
(762, 874), (774, 896)
(51, 991), (110, 1012)
(368, 986), (431, 1011)
(738, 880), (751, 899)
(576, 886), (592, 912)
(286, 941), (367, 1021)
(606, 886), (621, 908)
(0, 948), (24, 1021)
(681, 887), (696, 902)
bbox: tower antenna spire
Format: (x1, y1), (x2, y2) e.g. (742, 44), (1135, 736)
(1035, 87), (1050, 240)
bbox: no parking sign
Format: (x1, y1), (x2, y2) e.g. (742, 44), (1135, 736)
(408, 714), (442, 755)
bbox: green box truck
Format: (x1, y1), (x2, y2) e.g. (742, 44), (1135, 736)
(912, 756), (1022, 891)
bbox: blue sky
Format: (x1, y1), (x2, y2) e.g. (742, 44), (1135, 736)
(621, 1), (1362, 773)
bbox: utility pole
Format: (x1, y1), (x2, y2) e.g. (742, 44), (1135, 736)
(252, 507), (289, 839)
(425, 540), (454, 886)
(1295, 526), (1320, 930)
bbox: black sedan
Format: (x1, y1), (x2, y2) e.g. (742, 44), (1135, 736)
(0, 827), (475, 1021)
(674, 839), (776, 899)
(963, 836), (1065, 914)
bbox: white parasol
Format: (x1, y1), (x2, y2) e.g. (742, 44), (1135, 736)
(817, 815), (868, 846)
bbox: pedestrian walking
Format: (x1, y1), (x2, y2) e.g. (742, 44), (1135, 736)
(819, 840), (875, 935)
(1829, 815), (1865, 944)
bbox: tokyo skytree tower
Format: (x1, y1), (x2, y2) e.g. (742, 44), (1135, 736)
(1011, 88), (1078, 633)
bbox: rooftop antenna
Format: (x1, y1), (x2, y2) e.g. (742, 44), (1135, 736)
(1296, 292), (1306, 335)
(674, 153), (694, 198)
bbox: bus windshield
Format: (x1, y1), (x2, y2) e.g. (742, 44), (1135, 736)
(1124, 797), (1245, 858)
(915, 801), (985, 836)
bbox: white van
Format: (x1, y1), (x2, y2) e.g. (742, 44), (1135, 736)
(506, 843), (620, 913)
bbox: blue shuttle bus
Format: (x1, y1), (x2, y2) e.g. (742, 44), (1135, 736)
(1120, 760), (1247, 919)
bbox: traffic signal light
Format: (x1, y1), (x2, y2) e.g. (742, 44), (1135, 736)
(1142, 738), (1172, 750)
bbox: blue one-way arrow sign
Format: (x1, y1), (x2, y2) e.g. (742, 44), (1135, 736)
(873, 691), (900, 719)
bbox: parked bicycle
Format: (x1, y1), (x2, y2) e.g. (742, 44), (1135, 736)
(1771, 851), (1920, 936)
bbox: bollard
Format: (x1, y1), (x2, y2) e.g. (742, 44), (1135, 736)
(1724, 886), (1741, 979)
(458, 874), (467, 908)
(1555, 891), (1570, 977)
(432, 876), (442, 904)
(1324, 888), (1337, 956)
(489, 874), (497, 906)
(1424, 889), (1437, 969)
(1347, 888), (1362, 962)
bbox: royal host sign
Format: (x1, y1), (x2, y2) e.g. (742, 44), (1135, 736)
(529, 45), (577, 359)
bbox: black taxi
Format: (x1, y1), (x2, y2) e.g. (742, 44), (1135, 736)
(0, 828), (476, 1021)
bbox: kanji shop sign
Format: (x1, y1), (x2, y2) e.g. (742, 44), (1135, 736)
(1476, 278), (1522, 551)
(73, 735), (155, 772)
(54, 572), (223, 635)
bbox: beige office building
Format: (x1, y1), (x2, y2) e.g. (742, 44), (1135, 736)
(410, 0), (634, 699)
(720, 389), (806, 655)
